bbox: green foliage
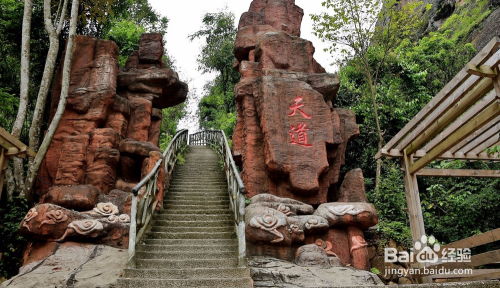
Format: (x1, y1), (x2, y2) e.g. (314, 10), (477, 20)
(0, 88), (18, 129)
(105, 20), (145, 67)
(159, 104), (187, 151)
(78, 0), (168, 37)
(371, 267), (381, 275)
(318, 0), (496, 247)
(0, 197), (29, 278)
(198, 82), (237, 136)
(420, 161), (500, 242)
(369, 161), (413, 247)
(191, 10), (240, 136)
(312, 0), (429, 64)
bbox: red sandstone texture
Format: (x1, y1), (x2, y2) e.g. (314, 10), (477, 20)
(236, 0), (377, 270)
(22, 33), (187, 261)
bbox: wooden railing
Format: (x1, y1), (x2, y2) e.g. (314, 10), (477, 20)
(416, 228), (500, 283)
(189, 130), (247, 266)
(128, 129), (189, 261)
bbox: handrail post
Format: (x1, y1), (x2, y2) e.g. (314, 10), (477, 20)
(127, 129), (188, 265)
(128, 194), (138, 262)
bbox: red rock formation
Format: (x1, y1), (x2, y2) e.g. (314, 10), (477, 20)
(236, 0), (378, 271)
(23, 33), (187, 262)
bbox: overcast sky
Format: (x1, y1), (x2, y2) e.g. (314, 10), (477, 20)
(148, 0), (334, 131)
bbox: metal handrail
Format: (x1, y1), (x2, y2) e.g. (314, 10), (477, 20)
(189, 130), (247, 266)
(128, 129), (189, 261)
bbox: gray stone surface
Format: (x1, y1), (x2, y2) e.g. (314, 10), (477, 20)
(249, 256), (383, 287)
(0, 242), (127, 288)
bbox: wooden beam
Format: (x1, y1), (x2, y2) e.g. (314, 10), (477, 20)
(458, 122), (500, 154)
(450, 116), (500, 153)
(433, 269), (500, 282)
(470, 249), (500, 268)
(0, 127), (36, 157)
(380, 149), (499, 161)
(377, 37), (500, 159)
(416, 168), (500, 178)
(421, 91), (498, 153)
(468, 138), (500, 157)
(410, 101), (499, 174)
(444, 228), (500, 249)
(404, 77), (494, 156)
(402, 155), (426, 243)
(467, 64), (498, 78)
(0, 149), (5, 202)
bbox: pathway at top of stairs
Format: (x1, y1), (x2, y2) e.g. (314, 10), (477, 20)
(118, 146), (253, 288)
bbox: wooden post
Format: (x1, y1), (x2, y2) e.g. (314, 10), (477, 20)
(402, 153), (426, 243)
(0, 148), (5, 201)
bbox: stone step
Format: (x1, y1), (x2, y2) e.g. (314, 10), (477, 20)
(168, 189), (226, 194)
(169, 184), (227, 189)
(173, 172), (224, 176)
(136, 244), (237, 253)
(123, 267), (250, 279)
(166, 195), (228, 200)
(142, 238), (237, 246)
(150, 226), (234, 233)
(117, 277), (253, 288)
(165, 195), (229, 201)
(151, 220), (233, 227)
(135, 251), (236, 260)
(153, 214), (233, 221)
(163, 204), (230, 209)
(135, 258), (239, 269)
(163, 199), (230, 205)
(158, 209), (232, 215)
(145, 231), (235, 239)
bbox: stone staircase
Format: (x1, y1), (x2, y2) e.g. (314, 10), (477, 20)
(118, 146), (253, 288)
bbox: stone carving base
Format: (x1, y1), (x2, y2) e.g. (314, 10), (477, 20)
(1, 242), (127, 288)
(249, 256), (383, 288)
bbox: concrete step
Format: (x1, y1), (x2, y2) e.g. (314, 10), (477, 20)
(165, 195), (229, 201)
(145, 231), (235, 239)
(168, 187), (228, 195)
(150, 226), (234, 233)
(153, 214), (233, 221)
(173, 172), (224, 176)
(135, 251), (236, 260)
(163, 206), (230, 211)
(169, 184), (227, 189)
(136, 244), (237, 253)
(158, 209), (232, 215)
(135, 258), (239, 269)
(142, 238), (237, 246)
(163, 199), (230, 205)
(117, 277), (253, 288)
(123, 267), (250, 279)
(163, 204), (230, 209)
(151, 220), (233, 227)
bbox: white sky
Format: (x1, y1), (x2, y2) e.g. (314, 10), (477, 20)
(148, 0), (335, 131)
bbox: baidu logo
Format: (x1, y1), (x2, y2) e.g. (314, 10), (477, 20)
(384, 235), (471, 264)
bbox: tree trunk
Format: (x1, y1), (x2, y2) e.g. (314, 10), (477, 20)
(4, 164), (16, 201)
(365, 68), (385, 194)
(22, 0), (80, 199)
(28, 0), (69, 153)
(11, 0), (34, 196)
(12, 0), (33, 138)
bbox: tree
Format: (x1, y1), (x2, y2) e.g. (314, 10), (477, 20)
(22, 0), (80, 198)
(29, 0), (69, 153)
(190, 11), (240, 135)
(312, 0), (429, 192)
